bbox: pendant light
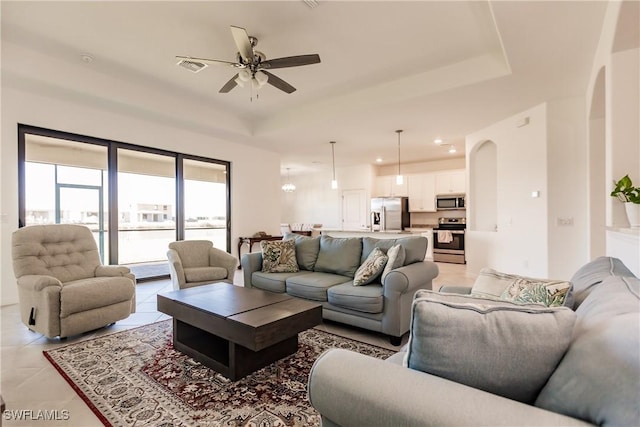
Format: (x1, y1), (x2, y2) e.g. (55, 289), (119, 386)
(281, 168), (296, 193)
(330, 141), (338, 189)
(395, 130), (404, 185)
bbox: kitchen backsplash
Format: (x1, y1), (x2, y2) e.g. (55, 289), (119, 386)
(410, 210), (466, 227)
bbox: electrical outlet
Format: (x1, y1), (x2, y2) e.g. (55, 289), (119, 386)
(557, 217), (574, 226)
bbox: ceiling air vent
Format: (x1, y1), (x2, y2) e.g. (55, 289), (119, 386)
(176, 59), (208, 73)
(303, 0), (319, 9)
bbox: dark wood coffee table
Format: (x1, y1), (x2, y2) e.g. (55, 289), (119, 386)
(157, 282), (322, 381)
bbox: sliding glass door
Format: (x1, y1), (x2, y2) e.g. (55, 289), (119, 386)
(184, 158), (229, 250)
(18, 125), (232, 275)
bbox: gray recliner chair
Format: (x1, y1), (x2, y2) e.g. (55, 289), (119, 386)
(167, 240), (237, 290)
(11, 224), (136, 339)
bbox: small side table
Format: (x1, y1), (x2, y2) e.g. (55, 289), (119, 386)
(237, 236), (283, 268)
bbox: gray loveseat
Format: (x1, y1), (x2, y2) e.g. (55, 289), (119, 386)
(241, 234), (439, 345)
(308, 257), (639, 426)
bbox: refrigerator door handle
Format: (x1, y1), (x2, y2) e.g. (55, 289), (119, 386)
(380, 206), (386, 231)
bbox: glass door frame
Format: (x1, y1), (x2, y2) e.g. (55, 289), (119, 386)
(56, 182), (105, 261)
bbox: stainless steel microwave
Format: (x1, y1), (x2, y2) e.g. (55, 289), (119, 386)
(436, 194), (465, 210)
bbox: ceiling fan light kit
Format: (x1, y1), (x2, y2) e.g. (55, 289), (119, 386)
(177, 25), (321, 97)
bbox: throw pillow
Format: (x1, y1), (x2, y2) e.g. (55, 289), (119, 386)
(394, 236), (428, 265)
(404, 290), (577, 404)
(500, 277), (572, 307)
(314, 235), (363, 278)
(470, 267), (519, 299)
(471, 267), (573, 307)
(361, 236), (427, 267)
(261, 239), (299, 273)
(381, 244), (405, 282)
(283, 233), (320, 271)
(353, 247), (388, 286)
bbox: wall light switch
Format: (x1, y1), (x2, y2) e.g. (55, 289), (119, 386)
(531, 191), (540, 198)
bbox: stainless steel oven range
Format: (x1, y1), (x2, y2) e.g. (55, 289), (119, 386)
(433, 217), (466, 264)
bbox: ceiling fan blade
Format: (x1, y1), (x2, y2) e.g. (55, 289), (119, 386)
(176, 55), (238, 66)
(260, 54), (321, 69)
(230, 26), (254, 63)
(219, 74), (239, 93)
(262, 71), (296, 94)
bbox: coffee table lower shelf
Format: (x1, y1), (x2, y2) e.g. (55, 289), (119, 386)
(172, 319), (298, 381)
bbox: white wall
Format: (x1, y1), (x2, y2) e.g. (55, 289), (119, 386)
(546, 97), (588, 278)
(466, 104), (550, 278)
(608, 47), (640, 227)
(584, 1), (639, 274)
(469, 140), (497, 232)
(1, 85), (282, 306)
(466, 99), (589, 279)
(281, 164), (375, 229)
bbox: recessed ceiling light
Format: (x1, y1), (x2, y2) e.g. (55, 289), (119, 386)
(448, 146), (457, 154)
(434, 138), (443, 144)
(375, 157), (383, 163)
(81, 54), (94, 64)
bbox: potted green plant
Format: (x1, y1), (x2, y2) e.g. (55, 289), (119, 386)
(610, 174), (640, 227)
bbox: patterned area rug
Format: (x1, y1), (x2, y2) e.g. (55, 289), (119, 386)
(44, 320), (394, 426)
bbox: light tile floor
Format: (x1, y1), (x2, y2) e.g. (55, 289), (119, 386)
(0, 262), (475, 426)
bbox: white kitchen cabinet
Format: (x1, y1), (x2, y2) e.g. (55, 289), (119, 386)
(435, 170), (466, 194)
(374, 175), (408, 197)
(407, 173), (436, 212)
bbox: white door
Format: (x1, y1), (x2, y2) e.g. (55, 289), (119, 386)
(342, 189), (367, 231)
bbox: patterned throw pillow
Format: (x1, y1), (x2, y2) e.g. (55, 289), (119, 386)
(500, 278), (572, 307)
(261, 239), (299, 273)
(353, 247), (388, 286)
(381, 244), (405, 282)
(471, 268), (573, 307)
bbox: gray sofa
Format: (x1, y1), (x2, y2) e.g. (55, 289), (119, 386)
(308, 257), (639, 426)
(241, 234), (439, 345)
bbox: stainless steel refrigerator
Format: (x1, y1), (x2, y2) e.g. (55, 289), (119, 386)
(370, 197), (410, 231)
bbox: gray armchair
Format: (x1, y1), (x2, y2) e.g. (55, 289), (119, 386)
(11, 224), (136, 339)
(167, 240), (237, 290)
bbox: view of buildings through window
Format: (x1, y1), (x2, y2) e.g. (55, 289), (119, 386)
(20, 127), (230, 269)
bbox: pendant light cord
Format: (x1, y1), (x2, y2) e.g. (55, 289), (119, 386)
(396, 130), (403, 176)
(331, 141), (336, 181)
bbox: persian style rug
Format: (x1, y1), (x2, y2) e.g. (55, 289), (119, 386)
(44, 320), (393, 426)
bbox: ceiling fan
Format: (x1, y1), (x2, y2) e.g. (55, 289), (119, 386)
(176, 25), (321, 94)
